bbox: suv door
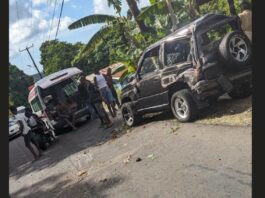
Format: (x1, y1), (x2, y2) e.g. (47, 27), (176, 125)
(135, 46), (167, 111)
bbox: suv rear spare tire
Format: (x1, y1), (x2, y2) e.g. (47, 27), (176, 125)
(219, 31), (251, 69)
(121, 102), (141, 127)
(171, 89), (199, 122)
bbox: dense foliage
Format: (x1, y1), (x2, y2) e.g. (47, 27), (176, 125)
(40, 0), (249, 76)
(40, 40), (84, 75)
(9, 63), (33, 107)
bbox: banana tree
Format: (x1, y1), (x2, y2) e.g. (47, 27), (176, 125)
(137, 0), (200, 31)
(68, 14), (138, 55)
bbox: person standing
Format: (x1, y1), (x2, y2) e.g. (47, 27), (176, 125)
(86, 79), (113, 128)
(104, 68), (121, 108)
(78, 76), (100, 121)
(10, 106), (43, 161)
(94, 69), (117, 118)
(238, 1), (252, 42)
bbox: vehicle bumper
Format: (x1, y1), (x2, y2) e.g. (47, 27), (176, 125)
(192, 69), (252, 99)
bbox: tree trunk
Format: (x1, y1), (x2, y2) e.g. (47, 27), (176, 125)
(165, 0), (177, 32)
(227, 0), (237, 15)
(125, 0), (149, 33)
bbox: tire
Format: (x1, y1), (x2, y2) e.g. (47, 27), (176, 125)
(121, 102), (141, 127)
(219, 31), (251, 69)
(171, 89), (199, 122)
(228, 82), (252, 99)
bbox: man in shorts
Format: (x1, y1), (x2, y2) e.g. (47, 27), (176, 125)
(10, 106), (43, 161)
(104, 68), (121, 108)
(94, 69), (117, 117)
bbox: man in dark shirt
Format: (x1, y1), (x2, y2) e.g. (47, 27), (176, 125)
(87, 78), (113, 128)
(79, 76), (113, 128)
(78, 76), (99, 120)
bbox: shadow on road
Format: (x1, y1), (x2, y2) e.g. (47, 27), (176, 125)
(10, 172), (125, 198)
(9, 116), (124, 180)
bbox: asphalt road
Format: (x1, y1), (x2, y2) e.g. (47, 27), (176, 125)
(9, 113), (251, 198)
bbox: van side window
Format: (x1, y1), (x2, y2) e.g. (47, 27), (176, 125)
(31, 97), (42, 112)
(164, 39), (190, 67)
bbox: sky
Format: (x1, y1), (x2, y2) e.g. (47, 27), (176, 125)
(9, 0), (150, 75)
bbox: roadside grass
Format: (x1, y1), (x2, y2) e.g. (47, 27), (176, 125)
(196, 94), (252, 127)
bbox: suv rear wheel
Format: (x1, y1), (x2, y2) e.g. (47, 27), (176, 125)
(171, 89), (199, 122)
(121, 102), (141, 127)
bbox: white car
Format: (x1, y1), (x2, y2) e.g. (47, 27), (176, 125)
(9, 118), (21, 139)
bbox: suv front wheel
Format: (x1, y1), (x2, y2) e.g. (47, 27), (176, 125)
(121, 102), (141, 127)
(171, 89), (199, 122)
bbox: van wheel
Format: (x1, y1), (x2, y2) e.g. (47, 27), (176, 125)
(121, 102), (141, 127)
(171, 89), (199, 122)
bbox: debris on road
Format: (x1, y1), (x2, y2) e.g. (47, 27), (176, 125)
(99, 178), (107, 183)
(111, 134), (118, 139)
(136, 157), (142, 162)
(123, 155), (132, 164)
(77, 170), (87, 177)
(169, 126), (180, 134)
(147, 154), (156, 160)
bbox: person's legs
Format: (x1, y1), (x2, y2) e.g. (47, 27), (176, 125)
(100, 88), (115, 117)
(106, 87), (117, 117)
(111, 86), (120, 108)
(30, 132), (43, 156)
(95, 103), (113, 128)
(24, 133), (39, 159)
(91, 103), (105, 125)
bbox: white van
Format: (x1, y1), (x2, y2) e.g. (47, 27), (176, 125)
(28, 67), (90, 133)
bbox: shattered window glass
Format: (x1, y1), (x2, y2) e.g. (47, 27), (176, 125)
(164, 39), (190, 67)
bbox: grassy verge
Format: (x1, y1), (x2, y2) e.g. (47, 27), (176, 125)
(196, 94), (252, 127)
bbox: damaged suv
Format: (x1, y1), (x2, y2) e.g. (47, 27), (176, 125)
(120, 13), (252, 126)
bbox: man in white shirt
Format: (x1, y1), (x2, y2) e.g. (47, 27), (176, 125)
(10, 106), (43, 161)
(94, 69), (117, 118)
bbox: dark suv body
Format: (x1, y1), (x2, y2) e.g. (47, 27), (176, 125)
(120, 14), (252, 126)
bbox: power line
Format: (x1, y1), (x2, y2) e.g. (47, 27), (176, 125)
(55, 0), (65, 39)
(15, 0), (20, 20)
(48, 0), (59, 41)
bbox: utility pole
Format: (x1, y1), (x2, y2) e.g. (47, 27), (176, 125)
(19, 44), (43, 79)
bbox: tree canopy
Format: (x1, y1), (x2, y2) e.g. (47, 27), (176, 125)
(9, 63), (33, 107)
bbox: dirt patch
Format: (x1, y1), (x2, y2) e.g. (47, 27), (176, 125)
(197, 95), (252, 126)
